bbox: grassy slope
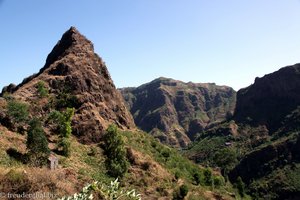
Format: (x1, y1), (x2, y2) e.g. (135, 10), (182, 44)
(0, 122), (240, 200)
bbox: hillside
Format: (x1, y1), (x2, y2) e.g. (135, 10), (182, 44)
(185, 64), (300, 199)
(0, 27), (237, 199)
(120, 78), (236, 147)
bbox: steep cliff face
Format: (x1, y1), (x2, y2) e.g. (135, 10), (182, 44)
(235, 64), (300, 132)
(120, 77), (236, 147)
(186, 63), (300, 199)
(2, 27), (135, 143)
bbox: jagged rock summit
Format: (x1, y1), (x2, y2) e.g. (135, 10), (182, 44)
(5, 26), (135, 143)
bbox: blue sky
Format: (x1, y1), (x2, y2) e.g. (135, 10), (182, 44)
(1, 0), (300, 91)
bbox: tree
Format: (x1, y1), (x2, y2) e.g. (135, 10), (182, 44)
(7, 99), (29, 125)
(103, 124), (129, 179)
(26, 118), (50, 166)
(48, 108), (74, 157)
(213, 148), (238, 173)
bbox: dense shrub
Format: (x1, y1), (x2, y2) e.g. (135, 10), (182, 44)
(48, 108), (74, 157)
(193, 172), (201, 185)
(173, 184), (189, 200)
(6, 99), (29, 125)
(103, 124), (129, 178)
(203, 168), (213, 186)
(26, 118), (50, 166)
(55, 92), (80, 109)
(213, 148), (238, 173)
(213, 176), (224, 188)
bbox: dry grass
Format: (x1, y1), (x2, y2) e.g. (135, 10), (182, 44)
(0, 167), (80, 200)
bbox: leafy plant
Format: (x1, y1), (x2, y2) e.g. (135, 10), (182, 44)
(26, 118), (50, 166)
(6, 99), (29, 124)
(58, 179), (141, 200)
(203, 168), (213, 186)
(48, 108), (74, 156)
(193, 172), (201, 185)
(213, 148), (238, 176)
(103, 125), (129, 179)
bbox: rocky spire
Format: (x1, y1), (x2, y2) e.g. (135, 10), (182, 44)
(41, 26), (94, 73)
(11, 27), (135, 143)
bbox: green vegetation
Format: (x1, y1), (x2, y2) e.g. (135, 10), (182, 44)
(213, 176), (224, 188)
(58, 179), (141, 200)
(36, 81), (48, 98)
(173, 184), (189, 200)
(6, 99), (29, 125)
(203, 168), (213, 186)
(235, 176), (245, 197)
(26, 118), (50, 166)
(193, 172), (201, 185)
(103, 125), (129, 179)
(48, 108), (74, 157)
(54, 91), (80, 109)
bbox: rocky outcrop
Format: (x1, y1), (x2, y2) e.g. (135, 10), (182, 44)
(234, 64), (300, 132)
(5, 27), (135, 143)
(120, 77), (236, 147)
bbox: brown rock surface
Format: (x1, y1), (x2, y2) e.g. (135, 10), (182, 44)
(4, 27), (135, 143)
(120, 77), (236, 147)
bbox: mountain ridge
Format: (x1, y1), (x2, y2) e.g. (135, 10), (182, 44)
(120, 77), (236, 147)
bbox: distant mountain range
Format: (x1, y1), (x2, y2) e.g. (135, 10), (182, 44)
(120, 78), (236, 147)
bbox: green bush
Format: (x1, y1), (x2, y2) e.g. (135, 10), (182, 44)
(213, 148), (238, 172)
(57, 137), (71, 157)
(103, 125), (129, 179)
(173, 184), (189, 200)
(213, 176), (224, 188)
(36, 81), (48, 98)
(203, 168), (213, 186)
(26, 118), (50, 166)
(48, 108), (74, 157)
(55, 92), (80, 109)
(193, 172), (201, 185)
(7, 99), (29, 124)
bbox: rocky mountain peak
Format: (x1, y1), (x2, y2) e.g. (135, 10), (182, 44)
(7, 27), (135, 143)
(41, 26), (94, 73)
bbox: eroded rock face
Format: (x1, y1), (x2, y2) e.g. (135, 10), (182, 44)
(9, 27), (135, 143)
(120, 77), (236, 147)
(235, 64), (300, 133)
